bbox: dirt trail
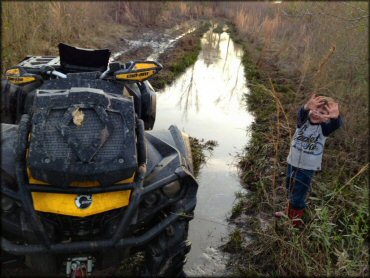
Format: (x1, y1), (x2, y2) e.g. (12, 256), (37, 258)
(108, 20), (202, 63)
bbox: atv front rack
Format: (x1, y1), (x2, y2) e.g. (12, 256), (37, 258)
(1, 115), (196, 255)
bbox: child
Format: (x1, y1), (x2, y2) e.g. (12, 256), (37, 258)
(275, 94), (342, 227)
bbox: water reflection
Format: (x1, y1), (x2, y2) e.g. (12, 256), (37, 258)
(158, 28), (249, 123)
(202, 30), (222, 66)
(154, 25), (254, 276)
(177, 64), (198, 121)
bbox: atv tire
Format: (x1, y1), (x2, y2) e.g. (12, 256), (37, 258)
(142, 219), (191, 277)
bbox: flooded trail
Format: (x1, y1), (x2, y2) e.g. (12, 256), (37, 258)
(154, 26), (254, 276)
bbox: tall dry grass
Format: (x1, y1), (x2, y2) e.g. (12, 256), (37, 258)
(222, 0), (368, 177)
(1, 1), (216, 73)
(1, 2), (113, 72)
(221, 1), (368, 276)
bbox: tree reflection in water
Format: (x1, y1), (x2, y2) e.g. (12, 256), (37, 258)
(155, 26), (254, 275)
(160, 23), (248, 122)
(177, 64), (198, 121)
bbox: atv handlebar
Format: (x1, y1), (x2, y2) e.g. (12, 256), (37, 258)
(39, 66), (67, 79)
(46, 70), (67, 79)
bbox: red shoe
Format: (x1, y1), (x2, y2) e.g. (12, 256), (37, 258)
(288, 207), (304, 227)
(275, 204), (304, 227)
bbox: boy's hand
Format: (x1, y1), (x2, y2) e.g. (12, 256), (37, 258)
(304, 94), (325, 111)
(323, 102), (340, 119)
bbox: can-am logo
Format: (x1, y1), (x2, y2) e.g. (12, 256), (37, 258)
(75, 195), (92, 209)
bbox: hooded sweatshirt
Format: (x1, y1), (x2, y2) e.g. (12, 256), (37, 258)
(287, 106), (342, 171)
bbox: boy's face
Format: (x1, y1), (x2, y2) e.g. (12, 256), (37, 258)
(309, 105), (329, 123)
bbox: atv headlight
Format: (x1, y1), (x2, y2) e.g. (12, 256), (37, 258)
(6, 66), (39, 85)
(6, 68), (21, 76)
(162, 180), (181, 198)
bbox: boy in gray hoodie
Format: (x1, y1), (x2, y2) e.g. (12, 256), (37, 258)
(275, 94), (342, 227)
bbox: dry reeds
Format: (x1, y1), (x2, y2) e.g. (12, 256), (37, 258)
(226, 1), (368, 276)
(1, 2), (217, 73)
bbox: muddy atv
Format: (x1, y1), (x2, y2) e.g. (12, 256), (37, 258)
(1, 43), (197, 277)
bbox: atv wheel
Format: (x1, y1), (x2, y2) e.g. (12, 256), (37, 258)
(142, 219), (191, 277)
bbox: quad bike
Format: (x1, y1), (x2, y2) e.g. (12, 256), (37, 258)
(1, 43), (198, 277)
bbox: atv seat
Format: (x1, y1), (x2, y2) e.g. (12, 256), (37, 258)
(58, 43), (111, 73)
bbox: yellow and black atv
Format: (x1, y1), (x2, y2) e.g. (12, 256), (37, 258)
(1, 43), (197, 277)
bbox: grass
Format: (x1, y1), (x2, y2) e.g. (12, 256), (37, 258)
(230, 200), (244, 219)
(189, 137), (218, 177)
(222, 4), (369, 275)
(224, 229), (243, 253)
(170, 43), (201, 76)
(150, 38), (201, 90)
(1, 2), (215, 74)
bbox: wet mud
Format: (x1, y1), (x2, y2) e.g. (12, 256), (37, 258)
(109, 21), (201, 64)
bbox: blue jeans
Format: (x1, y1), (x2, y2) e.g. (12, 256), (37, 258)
(286, 164), (315, 210)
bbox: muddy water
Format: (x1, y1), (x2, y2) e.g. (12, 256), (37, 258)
(153, 26), (254, 276)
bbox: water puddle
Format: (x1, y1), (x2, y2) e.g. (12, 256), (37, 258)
(154, 26), (254, 276)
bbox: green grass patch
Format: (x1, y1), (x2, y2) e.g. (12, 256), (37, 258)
(150, 25), (206, 90)
(170, 42), (201, 76)
(224, 229), (243, 253)
(231, 200), (244, 219)
(189, 136), (218, 177)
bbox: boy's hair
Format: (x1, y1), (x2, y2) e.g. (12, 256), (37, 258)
(320, 96), (335, 105)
